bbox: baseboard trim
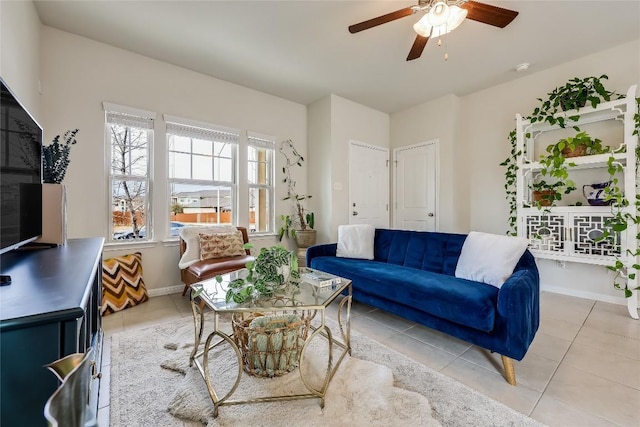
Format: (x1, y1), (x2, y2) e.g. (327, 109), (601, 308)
(541, 283), (627, 306)
(148, 285), (184, 297)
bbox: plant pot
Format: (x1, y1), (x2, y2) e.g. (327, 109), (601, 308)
(533, 190), (556, 207)
(36, 183), (67, 245)
(561, 143), (587, 158)
(559, 94), (587, 111)
(294, 230), (317, 265)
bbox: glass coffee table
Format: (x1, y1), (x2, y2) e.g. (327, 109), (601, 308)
(189, 268), (352, 418)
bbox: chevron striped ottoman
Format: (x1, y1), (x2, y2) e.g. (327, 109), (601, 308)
(101, 252), (149, 316)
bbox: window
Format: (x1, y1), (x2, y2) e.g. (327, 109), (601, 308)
(104, 103), (155, 241)
(165, 116), (239, 234)
(248, 132), (275, 234)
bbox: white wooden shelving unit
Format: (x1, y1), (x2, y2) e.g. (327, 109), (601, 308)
(515, 85), (639, 319)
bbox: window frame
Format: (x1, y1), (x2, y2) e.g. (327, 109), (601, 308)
(247, 132), (276, 235)
(165, 115), (240, 238)
(103, 102), (155, 243)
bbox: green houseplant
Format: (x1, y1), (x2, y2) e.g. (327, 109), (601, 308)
(221, 244), (300, 304)
(532, 131), (608, 209)
(277, 140), (316, 252)
(43, 129), (79, 184)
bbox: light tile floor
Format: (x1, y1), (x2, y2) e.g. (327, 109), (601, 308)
(99, 291), (640, 426)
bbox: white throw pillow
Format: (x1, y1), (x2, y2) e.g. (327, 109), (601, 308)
(336, 224), (375, 260)
(455, 231), (529, 288)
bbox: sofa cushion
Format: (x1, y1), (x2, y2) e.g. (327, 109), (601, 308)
(373, 229), (466, 276)
(455, 231), (529, 288)
(337, 224), (375, 259)
(311, 256), (497, 332)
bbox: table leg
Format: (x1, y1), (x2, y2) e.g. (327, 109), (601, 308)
(199, 330), (244, 418)
(189, 298), (205, 367)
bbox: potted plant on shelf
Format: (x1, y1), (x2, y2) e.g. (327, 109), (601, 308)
(531, 75), (616, 123)
(277, 139), (316, 259)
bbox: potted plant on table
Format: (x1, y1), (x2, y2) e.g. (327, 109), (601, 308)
(277, 140), (316, 258)
(223, 244), (300, 304)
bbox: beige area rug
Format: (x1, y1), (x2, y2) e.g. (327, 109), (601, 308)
(110, 314), (544, 427)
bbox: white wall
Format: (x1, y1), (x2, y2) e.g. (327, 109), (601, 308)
(460, 39), (640, 303)
(308, 94), (390, 243)
(0, 0), (41, 120)
(307, 96), (333, 244)
(39, 26), (307, 292)
(390, 93), (468, 232)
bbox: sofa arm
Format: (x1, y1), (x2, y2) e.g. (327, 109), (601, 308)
(495, 267), (540, 359)
(306, 243), (337, 267)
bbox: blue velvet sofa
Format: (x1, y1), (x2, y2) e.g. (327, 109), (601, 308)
(306, 228), (540, 385)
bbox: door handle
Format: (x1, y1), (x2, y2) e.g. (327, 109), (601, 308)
(352, 211), (358, 216)
(428, 213), (434, 217)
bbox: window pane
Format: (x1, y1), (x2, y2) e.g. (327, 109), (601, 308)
(215, 141), (232, 158)
(215, 157), (233, 182)
(248, 161), (258, 184)
(248, 146), (258, 162)
(249, 187), (270, 233)
(112, 179), (147, 240)
(110, 123), (148, 176)
(169, 152), (191, 179)
(169, 135), (191, 153)
(170, 182), (233, 229)
(192, 155), (213, 180)
(192, 138), (212, 156)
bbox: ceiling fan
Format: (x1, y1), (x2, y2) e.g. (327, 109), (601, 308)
(348, 0), (519, 61)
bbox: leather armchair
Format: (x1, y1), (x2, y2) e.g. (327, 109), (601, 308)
(180, 226), (254, 296)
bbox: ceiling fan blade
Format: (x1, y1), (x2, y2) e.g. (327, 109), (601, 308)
(406, 35), (429, 61)
(461, 1), (519, 28)
(349, 7), (415, 33)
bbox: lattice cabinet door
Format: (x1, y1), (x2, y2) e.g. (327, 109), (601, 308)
(569, 213), (621, 261)
(522, 212), (567, 254)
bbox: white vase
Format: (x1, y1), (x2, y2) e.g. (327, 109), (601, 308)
(36, 183), (67, 245)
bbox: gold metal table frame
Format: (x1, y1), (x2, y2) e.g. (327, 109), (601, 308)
(189, 270), (352, 418)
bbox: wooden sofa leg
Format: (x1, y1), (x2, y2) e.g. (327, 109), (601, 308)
(501, 355), (516, 386)
(181, 283), (189, 296)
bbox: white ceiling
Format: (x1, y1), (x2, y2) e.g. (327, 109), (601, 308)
(33, 1), (640, 114)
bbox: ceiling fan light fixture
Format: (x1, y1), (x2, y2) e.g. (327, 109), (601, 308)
(413, 14), (433, 37)
(428, 2), (450, 26)
(414, 3), (468, 38)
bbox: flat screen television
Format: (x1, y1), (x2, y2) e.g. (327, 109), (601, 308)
(0, 78), (43, 256)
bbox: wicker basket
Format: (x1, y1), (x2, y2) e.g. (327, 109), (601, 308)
(232, 312), (311, 377)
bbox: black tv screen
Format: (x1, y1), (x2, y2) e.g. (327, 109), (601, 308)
(0, 78), (43, 255)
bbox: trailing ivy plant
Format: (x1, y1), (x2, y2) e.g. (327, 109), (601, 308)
(501, 75), (622, 234)
(501, 77), (640, 299)
(597, 99), (640, 297)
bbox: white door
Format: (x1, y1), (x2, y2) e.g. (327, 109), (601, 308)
(394, 141), (438, 231)
(349, 141), (389, 227)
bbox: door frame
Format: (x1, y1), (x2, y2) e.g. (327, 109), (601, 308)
(348, 140), (390, 228)
(392, 139), (439, 231)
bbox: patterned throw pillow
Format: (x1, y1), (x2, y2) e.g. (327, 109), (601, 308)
(199, 231), (245, 260)
(101, 252), (149, 316)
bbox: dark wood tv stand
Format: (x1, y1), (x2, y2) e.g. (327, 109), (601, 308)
(0, 238), (104, 426)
